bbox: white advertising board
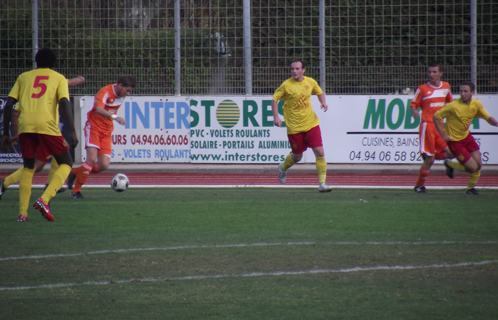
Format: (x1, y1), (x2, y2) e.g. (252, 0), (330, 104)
(310, 95), (498, 164)
(79, 94), (498, 164)
(79, 96), (191, 163)
(189, 95), (498, 164)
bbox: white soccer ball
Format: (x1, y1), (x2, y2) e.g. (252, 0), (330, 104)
(110, 173), (129, 192)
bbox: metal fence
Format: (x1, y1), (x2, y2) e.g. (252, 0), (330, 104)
(1, 0), (497, 96)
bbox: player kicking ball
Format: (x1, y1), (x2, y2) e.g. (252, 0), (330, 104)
(67, 76), (136, 198)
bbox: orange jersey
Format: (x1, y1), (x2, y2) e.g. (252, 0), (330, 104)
(410, 81), (453, 123)
(87, 84), (126, 132)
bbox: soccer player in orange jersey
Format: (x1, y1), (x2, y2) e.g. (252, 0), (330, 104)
(410, 63), (454, 193)
(2, 48), (78, 222)
(0, 76), (85, 200)
(433, 82), (498, 195)
(271, 60), (332, 193)
(67, 76), (136, 198)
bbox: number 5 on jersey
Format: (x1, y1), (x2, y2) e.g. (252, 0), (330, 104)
(31, 76), (49, 98)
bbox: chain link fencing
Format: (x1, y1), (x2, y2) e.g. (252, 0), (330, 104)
(1, 0), (497, 96)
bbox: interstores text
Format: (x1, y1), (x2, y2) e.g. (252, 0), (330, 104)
(190, 152), (286, 162)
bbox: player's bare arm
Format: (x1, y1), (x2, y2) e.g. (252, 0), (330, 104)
(68, 76), (85, 87)
(317, 93), (328, 112)
(271, 100), (282, 127)
(11, 110), (19, 145)
(486, 116), (498, 127)
(410, 106), (420, 119)
(1, 97), (17, 149)
(432, 114), (452, 142)
(95, 106), (127, 126)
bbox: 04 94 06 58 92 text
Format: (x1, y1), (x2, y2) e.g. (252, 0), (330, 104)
(348, 149), (493, 163)
(349, 150), (423, 162)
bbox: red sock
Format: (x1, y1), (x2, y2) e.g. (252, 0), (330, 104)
(72, 162), (93, 194)
(71, 166), (80, 175)
(416, 167), (430, 186)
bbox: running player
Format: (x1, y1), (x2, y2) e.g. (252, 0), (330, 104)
(0, 77), (85, 200)
(67, 75), (136, 198)
(2, 48), (78, 222)
(433, 81), (498, 195)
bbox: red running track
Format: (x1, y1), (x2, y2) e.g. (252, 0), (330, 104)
(4, 173), (496, 188)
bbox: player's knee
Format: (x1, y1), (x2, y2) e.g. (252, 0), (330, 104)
(434, 151), (446, 160)
(424, 157), (435, 165)
(100, 162), (110, 171)
(291, 154), (303, 163)
(35, 162), (46, 172)
(466, 164), (479, 173)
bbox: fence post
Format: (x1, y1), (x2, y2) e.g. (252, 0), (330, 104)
(470, 0), (477, 91)
(32, 0), (39, 68)
(244, 0), (252, 95)
(319, 0), (325, 91)
(174, 0), (181, 96)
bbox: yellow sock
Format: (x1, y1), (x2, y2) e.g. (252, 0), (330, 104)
(448, 160), (466, 172)
(281, 154), (295, 171)
(41, 164), (71, 204)
(316, 156), (327, 184)
(4, 167), (23, 188)
(467, 170), (480, 190)
(19, 168), (35, 217)
(46, 158), (59, 185)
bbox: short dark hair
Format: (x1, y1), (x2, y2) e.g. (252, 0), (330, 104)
(117, 75), (136, 88)
(291, 60), (306, 69)
(460, 81), (475, 92)
(35, 48), (56, 68)
(429, 62), (443, 72)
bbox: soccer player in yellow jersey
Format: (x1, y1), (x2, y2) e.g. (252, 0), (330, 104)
(0, 76), (84, 200)
(2, 48), (78, 221)
(271, 60), (333, 193)
(433, 82), (498, 195)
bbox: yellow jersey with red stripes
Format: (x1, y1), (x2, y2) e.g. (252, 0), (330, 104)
(8, 68), (69, 136)
(434, 98), (490, 141)
(410, 81), (453, 123)
(273, 76), (323, 134)
(87, 84), (126, 133)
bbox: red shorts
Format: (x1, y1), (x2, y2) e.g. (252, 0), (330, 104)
(419, 121), (447, 156)
(18, 133), (69, 159)
(448, 134), (479, 165)
(287, 125), (323, 154)
(84, 121), (112, 157)
(35, 144), (53, 163)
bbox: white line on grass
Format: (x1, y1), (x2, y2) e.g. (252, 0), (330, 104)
(20, 184), (498, 189)
(331, 241), (498, 245)
(1, 260), (496, 291)
(0, 242), (315, 261)
(1, 240), (496, 261)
